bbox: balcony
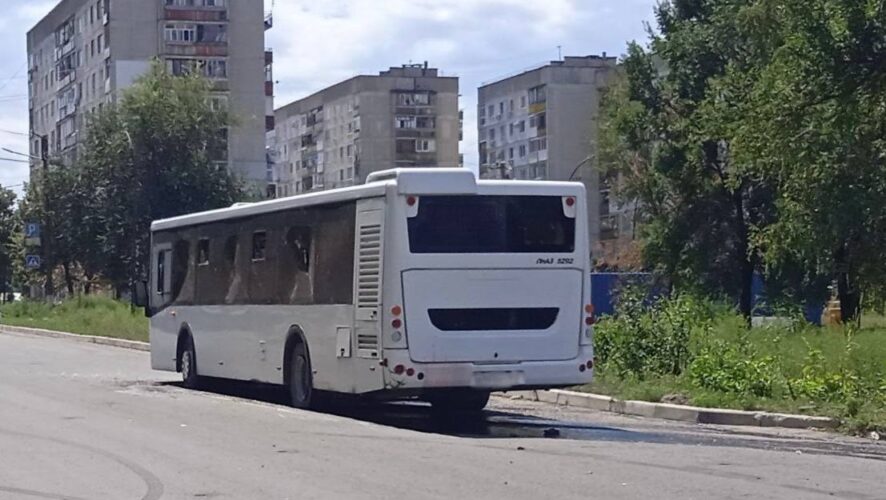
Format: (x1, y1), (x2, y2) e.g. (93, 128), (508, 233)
(164, 8), (228, 22)
(164, 43), (228, 57)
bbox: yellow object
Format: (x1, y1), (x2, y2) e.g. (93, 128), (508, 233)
(824, 299), (842, 326)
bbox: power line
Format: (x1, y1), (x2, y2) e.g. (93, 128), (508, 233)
(0, 156), (31, 164)
(0, 62), (26, 95)
(0, 129), (29, 137)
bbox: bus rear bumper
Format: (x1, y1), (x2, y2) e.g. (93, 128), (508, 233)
(381, 346), (595, 392)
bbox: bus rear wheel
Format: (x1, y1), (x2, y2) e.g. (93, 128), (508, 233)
(288, 343), (314, 409)
(428, 389), (491, 413)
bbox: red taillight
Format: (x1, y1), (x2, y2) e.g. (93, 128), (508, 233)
(392, 318), (403, 329)
(566, 197), (576, 207)
(585, 316), (595, 326)
(406, 368), (415, 377)
(391, 305), (402, 316)
(394, 364), (405, 375)
(407, 196), (417, 207)
(586, 360), (594, 369)
(585, 304), (594, 314)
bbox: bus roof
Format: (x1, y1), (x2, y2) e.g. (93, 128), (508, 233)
(151, 168), (584, 232)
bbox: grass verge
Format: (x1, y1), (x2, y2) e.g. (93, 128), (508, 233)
(0, 296), (148, 342)
(579, 303), (886, 436)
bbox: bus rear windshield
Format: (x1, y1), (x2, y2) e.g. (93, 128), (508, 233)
(407, 195), (575, 254)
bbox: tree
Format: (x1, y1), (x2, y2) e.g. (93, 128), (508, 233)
(734, 0), (886, 323)
(23, 61), (245, 296)
(598, 1), (778, 320)
(0, 187), (17, 301)
(76, 61), (244, 293)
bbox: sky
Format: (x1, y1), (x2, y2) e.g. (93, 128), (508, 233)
(0, 0), (656, 195)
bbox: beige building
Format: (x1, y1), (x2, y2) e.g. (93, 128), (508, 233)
(27, 0), (269, 187)
(272, 64), (460, 196)
(477, 55), (620, 250)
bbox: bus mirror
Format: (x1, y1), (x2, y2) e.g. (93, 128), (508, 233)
(133, 281), (148, 309)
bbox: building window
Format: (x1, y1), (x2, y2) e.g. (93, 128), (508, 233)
(164, 24), (196, 43)
(499, 102), (504, 115)
(489, 128), (495, 140)
(521, 95), (527, 107)
(487, 105), (494, 118)
(252, 232), (267, 261)
(197, 239), (210, 266)
(395, 116), (416, 129)
(416, 139), (436, 153)
(397, 92), (430, 106)
(508, 148), (514, 160)
(416, 116), (435, 129)
(529, 85), (547, 104)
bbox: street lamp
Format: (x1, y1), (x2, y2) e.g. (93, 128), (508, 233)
(568, 155), (593, 181)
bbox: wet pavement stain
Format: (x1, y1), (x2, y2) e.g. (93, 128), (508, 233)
(138, 378), (886, 462)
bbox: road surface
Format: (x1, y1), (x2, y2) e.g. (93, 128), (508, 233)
(0, 331), (883, 500)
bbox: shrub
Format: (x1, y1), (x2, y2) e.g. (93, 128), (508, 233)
(688, 339), (779, 398)
(595, 292), (711, 379)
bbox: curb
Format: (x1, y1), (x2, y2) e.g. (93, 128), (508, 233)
(504, 389), (840, 430)
(0, 324), (149, 352)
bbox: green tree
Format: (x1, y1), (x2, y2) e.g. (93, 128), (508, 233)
(75, 61), (244, 293)
(599, 1), (778, 320)
(734, 0), (886, 323)
(0, 187), (18, 301)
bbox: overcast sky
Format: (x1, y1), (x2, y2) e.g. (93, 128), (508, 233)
(0, 0), (655, 195)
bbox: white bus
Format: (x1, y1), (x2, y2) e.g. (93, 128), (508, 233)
(140, 168), (595, 411)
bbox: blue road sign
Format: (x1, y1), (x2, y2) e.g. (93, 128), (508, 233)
(25, 255), (41, 269)
(25, 223), (41, 239)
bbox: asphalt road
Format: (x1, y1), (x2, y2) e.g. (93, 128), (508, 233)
(0, 332), (883, 500)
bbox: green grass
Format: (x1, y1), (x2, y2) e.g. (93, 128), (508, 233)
(0, 296), (149, 342)
(581, 312), (886, 435)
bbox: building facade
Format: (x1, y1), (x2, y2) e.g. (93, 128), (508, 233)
(27, 0), (268, 187)
(477, 55), (619, 250)
(272, 64), (460, 196)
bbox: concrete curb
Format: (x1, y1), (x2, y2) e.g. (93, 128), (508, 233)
(504, 389), (840, 430)
(0, 324), (149, 352)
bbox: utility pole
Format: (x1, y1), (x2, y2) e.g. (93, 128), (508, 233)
(41, 139), (54, 298)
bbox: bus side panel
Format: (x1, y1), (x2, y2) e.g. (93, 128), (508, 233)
(150, 313), (178, 372)
(149, 300), (387, 393)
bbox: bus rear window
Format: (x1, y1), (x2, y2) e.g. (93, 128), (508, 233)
(407, 195), (575, 254)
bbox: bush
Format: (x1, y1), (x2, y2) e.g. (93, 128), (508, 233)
(595, 292), (712, 379)
(689, 339), (779, 398)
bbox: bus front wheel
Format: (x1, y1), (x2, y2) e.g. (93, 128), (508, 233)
(179, 335), (202, 390)
(428, 389), (491, 413)
(288, 342), (314, 409)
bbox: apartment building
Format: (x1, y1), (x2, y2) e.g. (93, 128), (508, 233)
(272, 64), (460, 196)
(477, 55), (619, 248)
(27, 0), (268, 187)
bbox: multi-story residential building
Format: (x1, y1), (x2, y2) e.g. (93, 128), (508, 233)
(272, 63), (460, 196)
(477, 55), (619, 250)
(27, 0), (268, 188)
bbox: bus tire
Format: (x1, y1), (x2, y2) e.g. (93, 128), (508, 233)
(428, 389), (491, 413)
(179, 334), (202, 390)
(288, 342), (314, 409)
